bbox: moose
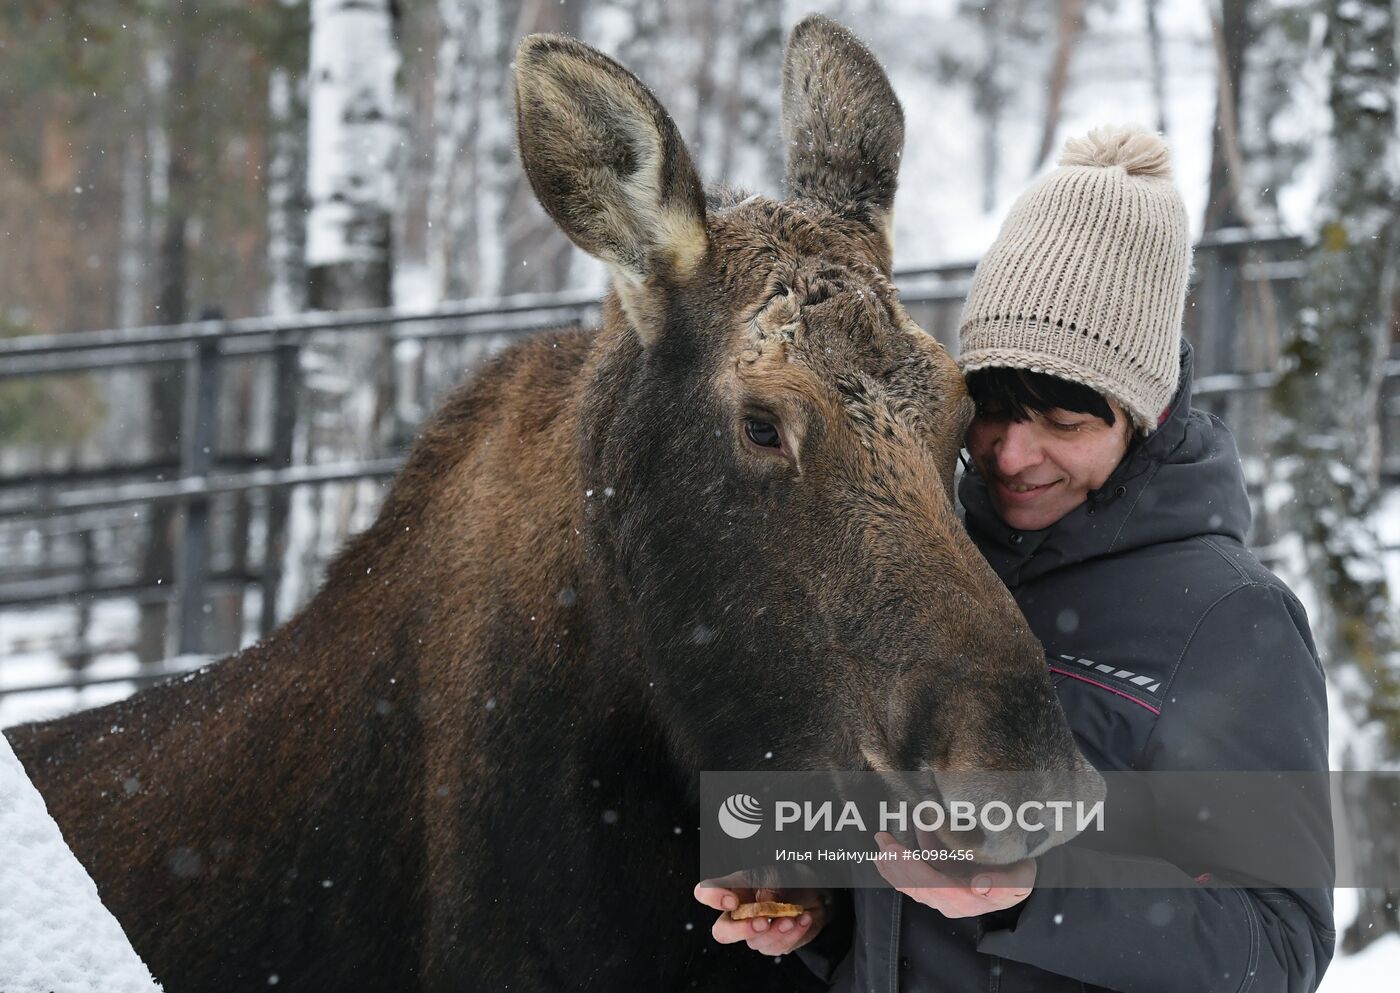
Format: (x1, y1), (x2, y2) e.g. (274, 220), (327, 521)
(7, 16), (1102, 992)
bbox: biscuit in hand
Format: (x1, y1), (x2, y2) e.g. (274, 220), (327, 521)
(730, 901), (804, 920)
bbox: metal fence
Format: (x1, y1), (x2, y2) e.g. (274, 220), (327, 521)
(0, 231), (1391, 708)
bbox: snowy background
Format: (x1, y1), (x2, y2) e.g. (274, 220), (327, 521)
(1, 0), (1398, 986)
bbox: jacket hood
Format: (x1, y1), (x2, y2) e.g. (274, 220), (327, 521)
(958, 341), (1252, 588)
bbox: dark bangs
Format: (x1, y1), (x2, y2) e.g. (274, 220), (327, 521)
(965, 366), (1116, 426)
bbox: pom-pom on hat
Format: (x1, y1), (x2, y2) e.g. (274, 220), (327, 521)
(957, 125), (1192, 434)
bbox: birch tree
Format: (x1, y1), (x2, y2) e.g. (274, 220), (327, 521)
(306, 0), (401, 311)
(1269, 0), (1400, 949)
(288, 0), (403, 622)
(303, 0), (401, 453)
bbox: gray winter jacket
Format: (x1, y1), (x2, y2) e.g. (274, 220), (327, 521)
(799, 344), (1334, 992)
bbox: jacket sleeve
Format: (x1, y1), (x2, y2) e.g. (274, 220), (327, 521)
(977, 582), (1335, 993)
(795, 887), (854, 983)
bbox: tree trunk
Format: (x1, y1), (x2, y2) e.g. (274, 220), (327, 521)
(137, 27), (198, 664)
(117, 127), (148, 331)
(427, 0), (481, 300)
(298, 0), (403, 626)
(303, 0), (402, 446)
(1269, 0), (1399, 952)
(306, 0), (400, 311)
(470, 0), (513, 299)
(973, 4), (1004, 213)
(1204, 0), (1253, 232)
(1144, 0), (1168, 136)
(1031, 0), (1085, 173)
(682, 0), (726, 180)
(268, 67), (309, 317)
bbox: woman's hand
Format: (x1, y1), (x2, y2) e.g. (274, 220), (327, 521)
(872, 832), (1036, 918)
(692, 881), (829, 956)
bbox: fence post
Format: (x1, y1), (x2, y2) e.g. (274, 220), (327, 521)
(175, 321), (221, 656)
(1196, 239), (1242, 416)
(261, 332), (301, 636)
(66, 528), (96, 674)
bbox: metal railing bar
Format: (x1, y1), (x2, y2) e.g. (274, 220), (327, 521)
(1193, 226), (1302, 250)
(0, 310), (579, 380)
(1192, 370), (1281, 396)
(0, 454), (266, 494)
(0, 458), (405, 520)
(388, 311), (597, 344)
(0, 571), (257, 610)
(0, 285), (985, 380)
(1, 658), (210, 696)
(0, 265), (997, 363)
(0, 288), (605, 358)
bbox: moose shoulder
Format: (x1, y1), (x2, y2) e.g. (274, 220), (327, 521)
(5, 16), (1102, 993)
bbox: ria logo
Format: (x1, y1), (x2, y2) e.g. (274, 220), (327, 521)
(718, 793), (764, 839)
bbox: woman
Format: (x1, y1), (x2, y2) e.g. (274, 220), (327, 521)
(696, 126), (1334, 992)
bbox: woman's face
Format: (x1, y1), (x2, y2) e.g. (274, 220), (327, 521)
(965, 399), (1134, 532)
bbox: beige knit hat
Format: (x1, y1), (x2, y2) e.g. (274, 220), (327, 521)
(957, 126), (1192, 433)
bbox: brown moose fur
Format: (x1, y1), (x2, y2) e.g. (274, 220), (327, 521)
(5, 16), (1095, 992)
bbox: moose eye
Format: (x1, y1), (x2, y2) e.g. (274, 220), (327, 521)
(743, 417), (783, 450)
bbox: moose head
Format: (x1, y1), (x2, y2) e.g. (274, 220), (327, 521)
(516, 16), (1103, 863)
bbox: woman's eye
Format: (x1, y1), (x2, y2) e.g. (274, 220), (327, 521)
(744, 417), (783, 449)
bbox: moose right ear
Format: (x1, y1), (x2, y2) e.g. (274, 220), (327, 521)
(514, 35), (708, 345)
(782, 16), (904, 267)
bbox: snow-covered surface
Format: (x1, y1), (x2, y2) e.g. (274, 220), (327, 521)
(1318, 932), (1400, 991)
(1319, 889), (1400, 991)
(0, 733), (161, 993)
(0, 602), (204, 729)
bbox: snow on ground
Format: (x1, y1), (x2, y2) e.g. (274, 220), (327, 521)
(1318, 933), (1400, 990)
(1319, 889), (1400, 992)
(0, 603), (144, 727)
(0, 733), (161, 993)
(0, 603), (207, 728)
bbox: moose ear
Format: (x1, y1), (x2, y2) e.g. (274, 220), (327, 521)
(782, 16), (904, 263)
(514, 34), (708, 345)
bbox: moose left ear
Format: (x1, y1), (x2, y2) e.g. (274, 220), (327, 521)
(782, 16), (904, 267)
(514, 34), (709, 345)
